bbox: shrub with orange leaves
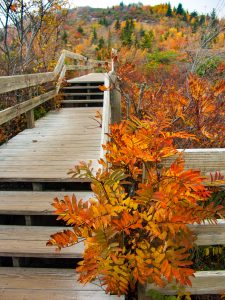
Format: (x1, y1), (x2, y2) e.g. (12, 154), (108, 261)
(47, 116), (225, 296)
(117, 62), (225, 148)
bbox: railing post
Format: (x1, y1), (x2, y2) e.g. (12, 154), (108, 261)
(26, 109), (35, 128)
(110, 72), (121, 124)
(110, 48), (121, 124)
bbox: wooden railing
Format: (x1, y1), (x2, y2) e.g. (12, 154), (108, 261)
(0, 49), (110, 128)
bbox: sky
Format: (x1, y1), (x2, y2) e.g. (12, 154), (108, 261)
(69, 0), (225, 16)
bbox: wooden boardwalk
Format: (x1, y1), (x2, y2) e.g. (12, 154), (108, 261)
(0, 62), (122, 299)
(0, 107), (102, 182)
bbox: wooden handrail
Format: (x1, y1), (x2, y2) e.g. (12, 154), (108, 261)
(0, 50), (111, 127)
(0, 90), (56, 126)
(0, 49), (110, 94)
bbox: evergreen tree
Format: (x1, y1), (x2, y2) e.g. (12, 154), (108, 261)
(182, 12), (187, 22)
(62, 30), (68, 45)
(119, 1), (124, 10)
(121, 19), (135, 46)
(114, 18), (121, 31)
(92, 28), (97, 43)
(140, 30), (154, 50)
(166, 3), (172, 17)
(139, 27), (145, 37)
(176, 3), (184, 15)
(210, 8), (218, 27)
(96, 37), (105, 50)
(99, 17), (109, 27)
(199, 15), (206, 26)
(77, 25), (84, 35)
(190, 11), (198, 19)
(107, 29), (112, 51)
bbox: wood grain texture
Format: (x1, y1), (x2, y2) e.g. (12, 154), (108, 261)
(0, 225), (83, 258)
(0, 191), (93, 215)
(146, 271), (225, 295)
(189, 219), (225, 245)
(0, 290), (121, 300)
(0, 107), (102, 181)
(163, 149), (225, 174)
(0, 267), (123, 300)
(0, 72), (55, 94)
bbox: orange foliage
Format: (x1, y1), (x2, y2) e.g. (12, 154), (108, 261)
(47, 116), (225, 295)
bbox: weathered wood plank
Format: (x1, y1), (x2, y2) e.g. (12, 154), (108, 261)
(164, 149), (225, 174)
(146, 271), (225, 295)
(65, 65), (94, 71)
(0, 107), (102, 181)
(25, 109), (35, 128)
(0, 290), (121, 300)
(62, 50), (87, 61)
(0, 225), (83, 258)
(0, 90), (56, 125)
(189, 219), (225, 245)
(0, 72), (55, 94)
(53, 52), (65, 76)
(0, 267), (123, 300)
(0, 191), (93, 215)
(0, 176), (92, 182)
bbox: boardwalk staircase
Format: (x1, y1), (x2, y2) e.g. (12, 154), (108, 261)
(62, 73), (105, 107)
(0, 49), (225, 299)
(0, 50), (121, 300)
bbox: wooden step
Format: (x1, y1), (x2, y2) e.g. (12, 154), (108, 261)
(0, 267), (122, 300)
(63, 92), (103, 96)
(62, 99), (103, 104)
(0, 225), (83, 258)
(146, 270), (225, 296)
(63, 86), (101, 89)
(0, 191), (93, 215)
(1, 221), (225, 259)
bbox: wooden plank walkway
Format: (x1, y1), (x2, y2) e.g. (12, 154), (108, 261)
(67, 73), (106, 83)
(0, 107), (102, 182)
(0, 63), (121, 299)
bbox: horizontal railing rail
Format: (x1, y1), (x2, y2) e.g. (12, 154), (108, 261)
(0, 49), (110, 94)
(0, 50), (110, 128)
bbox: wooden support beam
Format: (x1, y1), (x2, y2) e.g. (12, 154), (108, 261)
(12, 257), (20, 267)
(32, 183), (43, 191)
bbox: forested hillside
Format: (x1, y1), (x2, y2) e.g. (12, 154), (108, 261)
(0, 1), (224, 145)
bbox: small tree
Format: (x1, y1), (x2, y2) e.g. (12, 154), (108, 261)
(176, 3), (184, 15)
(121, 19), (135, 46)
(166, 3), (172, 17)
(77, 25), (84, 35)
(47, 114), (225, 295)
(114, 18), (121, 31)
(0, 0), (68, 74)
(92, 27), (97, 43)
